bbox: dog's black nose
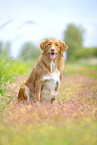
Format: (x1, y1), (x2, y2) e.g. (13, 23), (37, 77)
(51, 48), (55, 52)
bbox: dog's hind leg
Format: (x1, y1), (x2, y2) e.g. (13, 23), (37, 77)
(18, 84), (32, 102)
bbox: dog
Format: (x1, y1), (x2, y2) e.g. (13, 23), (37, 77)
(18, 38), (68, 103)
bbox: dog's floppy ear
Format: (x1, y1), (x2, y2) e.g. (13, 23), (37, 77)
(40, 40), (46, 51)
(60, 41), (68, 54)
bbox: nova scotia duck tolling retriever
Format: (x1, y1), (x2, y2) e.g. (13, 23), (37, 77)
(18, 38), (68, 103)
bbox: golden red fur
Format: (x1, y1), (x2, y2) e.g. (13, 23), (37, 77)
(18, 38), (68, 103)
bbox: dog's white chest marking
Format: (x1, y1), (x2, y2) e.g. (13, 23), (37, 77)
(43, 71), (60, 84)
(43, 61), (60, 85)
(42, 61), (60, 101)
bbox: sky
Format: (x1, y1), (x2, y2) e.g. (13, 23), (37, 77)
(0, 0), (97, 57)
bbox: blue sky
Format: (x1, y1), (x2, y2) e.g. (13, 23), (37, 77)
(0, 0), (97, 57)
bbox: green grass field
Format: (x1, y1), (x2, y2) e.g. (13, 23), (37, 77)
(0, 58), (97, 145)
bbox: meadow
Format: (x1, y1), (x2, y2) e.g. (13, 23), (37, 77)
(0, 56), (97, 145)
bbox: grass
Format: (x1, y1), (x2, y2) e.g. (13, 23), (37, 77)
(65, 61), (97, 79)
(0, 57), (97, 145)
(0, 55), (37, 111)
(0, 56), (28, 111)
(0, 120), (97, 145)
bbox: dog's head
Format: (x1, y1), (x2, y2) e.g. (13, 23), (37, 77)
(40, 38), (68, 60)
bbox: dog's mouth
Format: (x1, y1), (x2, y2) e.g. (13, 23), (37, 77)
(49, 52), (57, 59)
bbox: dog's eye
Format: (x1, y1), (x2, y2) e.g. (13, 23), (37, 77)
(48, 43), (51, 46)
(55, 43), (59, 46)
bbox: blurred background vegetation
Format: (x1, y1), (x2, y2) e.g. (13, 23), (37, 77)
(0, 23), (97, 64)
(1, 23), (97, 62)
(18, 42), (41, 61)
(0, 24), (96, 97)
(0, 23), (97, 98)
(64, 24), (97, 61)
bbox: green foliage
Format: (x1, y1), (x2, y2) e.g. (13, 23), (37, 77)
(0, 56), (27, 110)
(76, 47), (97, 59)
(0, 41), (11, 58)
(67, 47), (97, 61)
(64, 24), (84, 60)
(18, 42), (42, 61)
(64, 24), (97, 60)
(0, 42), (34, 110)
(0, 54), (28, 85)
(65, 62), (97, 79)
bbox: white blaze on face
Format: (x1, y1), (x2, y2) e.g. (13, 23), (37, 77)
(50, 45), (57, 59)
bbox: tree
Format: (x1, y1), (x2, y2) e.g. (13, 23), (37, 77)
(64, 24), (84, 60)
(18, 42), (41, 61)
(0, 41), (11, 58)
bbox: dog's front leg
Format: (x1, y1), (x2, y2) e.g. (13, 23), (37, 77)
(34, 81), (42, 103)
